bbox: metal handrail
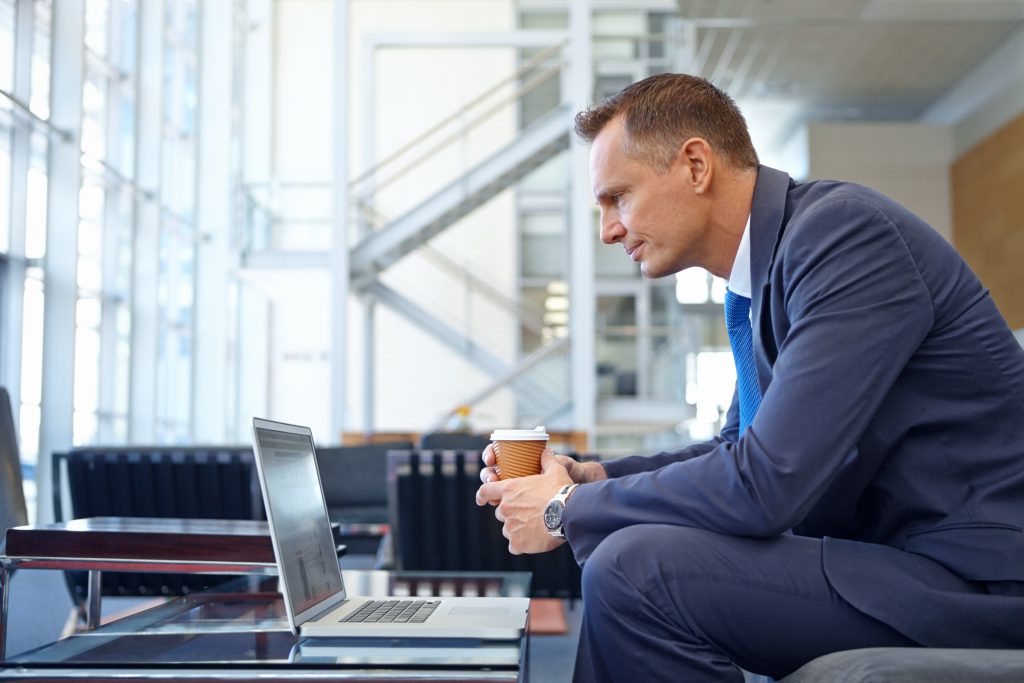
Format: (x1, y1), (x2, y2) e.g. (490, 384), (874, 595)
(0, 88), (73, 143)
(353, 55), (566, 204)
(349, 40), (567, 189)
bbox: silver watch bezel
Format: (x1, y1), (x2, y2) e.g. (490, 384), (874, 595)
(544, 484), (576, 538)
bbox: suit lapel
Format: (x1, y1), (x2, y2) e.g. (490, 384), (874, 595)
(748, 165), (791, 392)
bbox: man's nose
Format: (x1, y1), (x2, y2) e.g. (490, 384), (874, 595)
(600, 211), (625, 245)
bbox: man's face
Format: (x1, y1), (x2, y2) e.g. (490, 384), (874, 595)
(589, 116), (709, 279)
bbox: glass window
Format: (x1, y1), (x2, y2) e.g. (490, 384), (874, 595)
(116, 0), (136, 73)
(685, 350), (735, 440)
(0, 0), (14, 93)
(72, 0), (138, 447)
(593, 12), (643, 60)
(29, 1), (50, 119)
(519, 10), (566, 30)
(85, 0), (109, 57)
(96, 184), (133, 442)
(648, 13), (667, 59)
(19, 269), (44, 462)
(114, 88), (135, 176)
(161, 135), (195, 218)
(73, 323), (100, 444)
(24, 137), (47, 259)
(0, 127), (10, 253)
(155, 220), (193, 441)
(675, 267), (711, 304)
(81, 71), (107, 159)
(650, 285), (686, 401)
(596, 295), (638, 398)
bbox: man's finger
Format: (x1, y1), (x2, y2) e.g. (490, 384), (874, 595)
(475, 481), (503, 507)
(479, 466), (497, 484)
(481, 443), (496, 467)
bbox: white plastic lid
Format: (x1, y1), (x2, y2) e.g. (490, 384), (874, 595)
(489, 426), (549, 441)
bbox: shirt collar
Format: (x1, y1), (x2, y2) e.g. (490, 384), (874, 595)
(726, 214), (753, 298)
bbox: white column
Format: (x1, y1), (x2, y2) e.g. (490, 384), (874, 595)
(36, 0), (85, 522)
(330, 0), (350, 441)
(358, 36), (376, 437)
(192, 0), (234, 442)
(568, 0), (595, 447)
(361, 300), (374, 435)
(128, 0), (164, 443)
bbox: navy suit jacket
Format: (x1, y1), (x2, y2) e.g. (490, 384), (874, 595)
(563, 165), (1024, 647)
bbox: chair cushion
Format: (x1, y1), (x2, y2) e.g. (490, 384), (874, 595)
(780, 647), (1024, 683)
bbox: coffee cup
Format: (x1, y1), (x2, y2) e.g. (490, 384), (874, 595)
(490, 426), (549, 480)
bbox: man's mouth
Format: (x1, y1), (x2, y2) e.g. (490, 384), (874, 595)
(625, 243), (642, 261)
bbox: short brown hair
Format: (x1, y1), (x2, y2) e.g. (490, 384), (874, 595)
(574, 73), (759, 171)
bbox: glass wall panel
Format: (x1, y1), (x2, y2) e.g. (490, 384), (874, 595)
(0, 0), (13, 94)
(649, 284), (685, 401)
(596, 294), (637, 398)
(24, 136), (47, 258)
(74, 175), (105, 444)
(149, 0), (197, 441)
(85, 0), (109, 56)
(19, 269), (44, 461)
(116, 0), (135, 73)
(81, 71), (107, 159)
(29, 1), (50, 119)
(0, 125), (10, 253)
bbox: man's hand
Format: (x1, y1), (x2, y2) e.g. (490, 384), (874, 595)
(478, 443), (608, 486)
(475, 448), (573, 555)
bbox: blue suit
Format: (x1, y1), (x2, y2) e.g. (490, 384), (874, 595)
(565, 166), (1024, 680)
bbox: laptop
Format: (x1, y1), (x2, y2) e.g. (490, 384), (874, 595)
(251, 417), (530, 639)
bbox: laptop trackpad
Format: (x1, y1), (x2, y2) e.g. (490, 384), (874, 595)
(449, 606), (511, 616)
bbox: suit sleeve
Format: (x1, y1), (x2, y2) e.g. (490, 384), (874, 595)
(564, 198), (934, 563)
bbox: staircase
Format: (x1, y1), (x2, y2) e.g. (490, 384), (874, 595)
(349, 104), (572, 282)
(240, 44), (576, 427)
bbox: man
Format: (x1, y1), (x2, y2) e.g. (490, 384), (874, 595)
(475, 73), (1024, 682)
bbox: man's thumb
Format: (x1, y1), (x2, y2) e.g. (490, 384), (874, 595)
(539, 447), (558, 472)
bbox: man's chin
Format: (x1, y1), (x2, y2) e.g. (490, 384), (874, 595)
(639, 262), (667, 279)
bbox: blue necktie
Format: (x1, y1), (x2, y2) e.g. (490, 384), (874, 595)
(725, 289), (762, 434)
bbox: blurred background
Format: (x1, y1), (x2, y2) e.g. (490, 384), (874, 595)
(2, 0), (1023, 525)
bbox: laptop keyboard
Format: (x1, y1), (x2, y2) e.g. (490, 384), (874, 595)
(340, 599), (441, 624)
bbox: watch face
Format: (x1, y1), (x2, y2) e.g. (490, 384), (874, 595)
(544, 499), (563, 531)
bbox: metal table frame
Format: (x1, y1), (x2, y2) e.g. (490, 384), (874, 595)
(0, 553), (279, 660)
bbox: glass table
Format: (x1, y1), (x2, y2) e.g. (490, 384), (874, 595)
(1, 570), (532, 681)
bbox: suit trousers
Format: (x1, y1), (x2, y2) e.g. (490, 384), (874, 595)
(571, 525), (927, 682)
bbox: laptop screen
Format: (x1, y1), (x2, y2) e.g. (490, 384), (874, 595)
(253, 421), (344, 620)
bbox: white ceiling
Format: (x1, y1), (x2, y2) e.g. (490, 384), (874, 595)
(672, 0), (1024, 164)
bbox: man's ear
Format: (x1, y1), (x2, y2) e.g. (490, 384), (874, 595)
(677, 137), (714, 194)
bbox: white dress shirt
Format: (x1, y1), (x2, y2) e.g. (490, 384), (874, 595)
(726, 215), (753, 299)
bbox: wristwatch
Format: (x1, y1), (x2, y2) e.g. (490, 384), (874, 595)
(544, 484), (579, 538)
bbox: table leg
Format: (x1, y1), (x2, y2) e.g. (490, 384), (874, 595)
(0, 562), (9, 660)
(86, 570), (102, 630)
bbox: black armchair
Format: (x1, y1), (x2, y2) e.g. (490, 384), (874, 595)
(387, 449), (592, 599)
(51, 446), (262, 600)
